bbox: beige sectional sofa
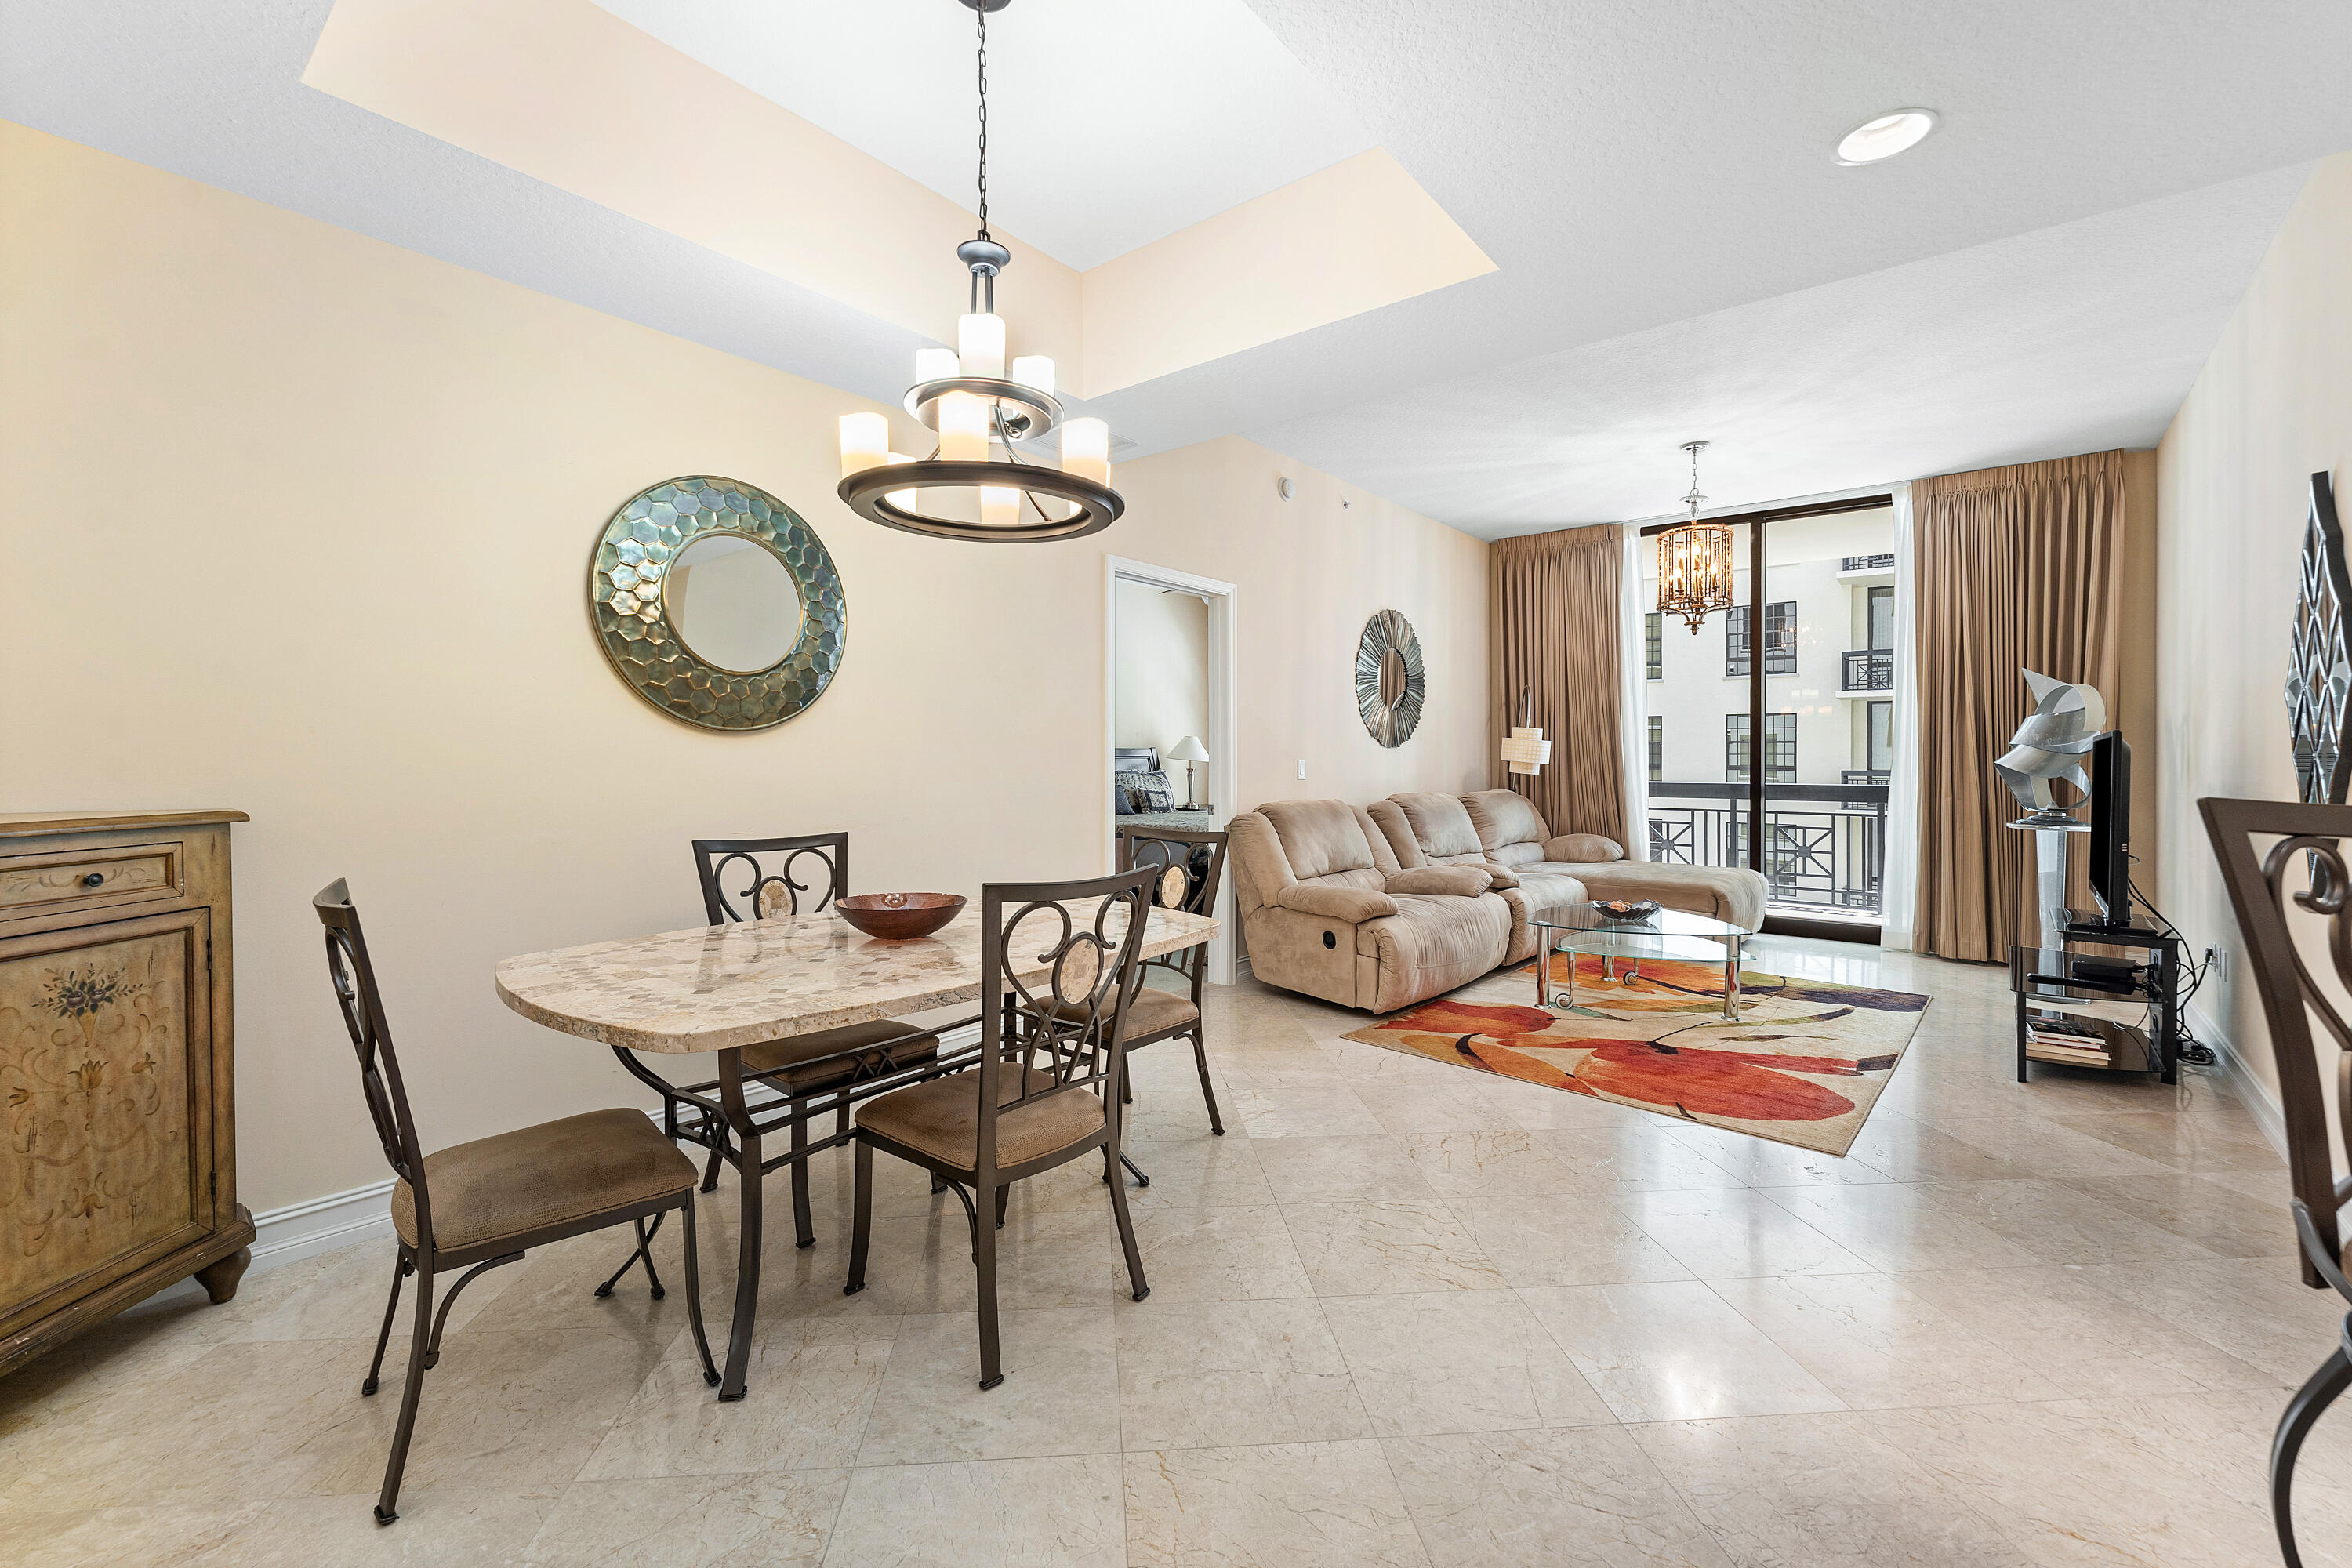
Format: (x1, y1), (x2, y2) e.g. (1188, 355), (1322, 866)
(1229, 788), (1766, 1013)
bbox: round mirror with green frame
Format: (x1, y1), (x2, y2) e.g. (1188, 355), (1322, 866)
(589, 477), (845, 731)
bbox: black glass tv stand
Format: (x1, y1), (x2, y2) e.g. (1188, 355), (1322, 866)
(2008, 915), (2182, 1085)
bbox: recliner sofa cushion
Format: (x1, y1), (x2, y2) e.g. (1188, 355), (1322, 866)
(1462, 789), (1552, 857)
(1260, 799), (1386, 881)
(1386, 866), (1492, 897)
(1571, 859), (1766, 930)
(1547, 833), (1624, 863)
(1356, 892), (1512, 1013)
(1388, 793), (1486, 860)
(1277, 884), (1399, 923)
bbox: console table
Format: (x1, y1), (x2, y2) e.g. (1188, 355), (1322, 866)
(0, 810), (254, 1377)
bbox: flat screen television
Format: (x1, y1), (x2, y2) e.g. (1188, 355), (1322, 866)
(2087, 731), (2132, 928)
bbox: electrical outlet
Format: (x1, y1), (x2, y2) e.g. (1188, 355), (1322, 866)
(1297, 759), (1307, 781)
(2209, 945), (2232, 984)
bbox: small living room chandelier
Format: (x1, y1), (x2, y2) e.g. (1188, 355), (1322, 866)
(836, 0), (1122, 543)
(1657, 440), (1735, 631)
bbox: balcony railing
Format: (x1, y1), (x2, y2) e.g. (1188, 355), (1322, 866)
(1842, 648), (1894, 691)
(1839, 768), (1890, 808)
(1648, 781), (1886, 915)
(1841, 553), (1895, 572)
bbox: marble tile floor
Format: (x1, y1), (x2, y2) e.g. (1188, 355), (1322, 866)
(6, 938), (2350, 1566)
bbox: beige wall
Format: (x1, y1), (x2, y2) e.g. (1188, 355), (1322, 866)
(0, 124), (1489, 1212)
(2157, 152), (2352, 1129)
(1112, 580), (1210, 773)
(1111, 442), (1493, 815)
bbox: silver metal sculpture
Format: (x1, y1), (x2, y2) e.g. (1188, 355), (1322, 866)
(1997, 671), (2106, 948)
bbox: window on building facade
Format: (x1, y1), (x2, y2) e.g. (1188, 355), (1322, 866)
(1725, 601), (1797, 677)
(1647, 713), (1662, 782)
(1646, 613), (1662, 681)
(1725, 711), (1796, 783)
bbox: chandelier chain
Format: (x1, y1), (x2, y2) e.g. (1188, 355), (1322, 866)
(974, 4), (990, 241)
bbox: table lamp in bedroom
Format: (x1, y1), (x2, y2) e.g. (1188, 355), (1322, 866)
(1167, 735), (1210, 810)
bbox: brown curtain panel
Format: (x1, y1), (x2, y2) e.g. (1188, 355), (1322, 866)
(1489, 525), (1628, 844)
(1913, 450), (2129, 961)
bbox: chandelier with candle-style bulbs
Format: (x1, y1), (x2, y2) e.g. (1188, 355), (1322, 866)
(836, 0), (1121, 543)
(1657, 440), (1735, 631)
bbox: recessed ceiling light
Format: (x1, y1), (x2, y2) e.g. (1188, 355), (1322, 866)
(1835, 108), (1938, 166)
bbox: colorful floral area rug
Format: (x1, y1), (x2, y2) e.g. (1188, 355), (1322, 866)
(1343, 951), (1929, 1156)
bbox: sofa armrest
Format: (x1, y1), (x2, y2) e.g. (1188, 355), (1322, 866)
(1385, 866), (1493, 897)
(1544, 833), (1624, 864)
(1276, 884), (1399, 923)
(1480, 862), (1521, 890)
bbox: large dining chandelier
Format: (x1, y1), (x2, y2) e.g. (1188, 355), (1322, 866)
(836, 0), (1121, 543)
(1657, 440), (1734, 632)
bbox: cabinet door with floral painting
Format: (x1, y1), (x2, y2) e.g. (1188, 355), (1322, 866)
(0, 909), (213, 1324)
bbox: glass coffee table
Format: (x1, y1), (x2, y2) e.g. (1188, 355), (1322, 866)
(1529, 902), (1757, 1021)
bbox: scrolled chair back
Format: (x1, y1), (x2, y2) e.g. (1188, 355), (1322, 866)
(978, 866), (1159, 1174)
(313, 879), (433, 1236)
(1118, 826), (1227, 992)
(692, 833), (848, 924)
(2200, 797), (2352, 1294)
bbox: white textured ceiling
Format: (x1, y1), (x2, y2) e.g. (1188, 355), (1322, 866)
(590, 0), (1377, 271)
(6, 1), (2351, 534)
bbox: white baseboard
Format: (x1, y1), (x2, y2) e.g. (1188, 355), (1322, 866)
(2190, 1001), (2290, 1165)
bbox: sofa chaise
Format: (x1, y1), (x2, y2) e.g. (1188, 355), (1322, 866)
(1230, 788), (1766, 1013)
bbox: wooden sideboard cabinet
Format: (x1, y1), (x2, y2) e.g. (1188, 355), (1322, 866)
(0, 811), (254, 1377)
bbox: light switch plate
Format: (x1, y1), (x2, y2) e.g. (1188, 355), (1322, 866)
(1297, 759), (1307, 780)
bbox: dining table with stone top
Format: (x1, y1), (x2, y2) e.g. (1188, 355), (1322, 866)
(494, 897), (1218, 1401)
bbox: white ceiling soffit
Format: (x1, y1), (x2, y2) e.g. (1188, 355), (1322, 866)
(1250, 162), (2314, 537)
(5, 2), (2352, 530)
(590, 0), (1379, 272)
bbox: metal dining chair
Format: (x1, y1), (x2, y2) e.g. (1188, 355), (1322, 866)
(2201, 797), (2352, 1568)
(610, 833), (941, 1251)
(843, 866), (1156, 1387)
(1114, 825), (1230, 1138)
(313, 879), (717, 1526)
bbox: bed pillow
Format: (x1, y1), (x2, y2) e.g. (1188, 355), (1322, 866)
(1114, 768), (1176, 814)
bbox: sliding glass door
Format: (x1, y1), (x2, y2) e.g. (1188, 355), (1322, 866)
(1642, 499), (1900, 931)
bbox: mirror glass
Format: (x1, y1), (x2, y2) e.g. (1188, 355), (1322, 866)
(1379, 645), (1410, 709)
(662, 533), (804, 673)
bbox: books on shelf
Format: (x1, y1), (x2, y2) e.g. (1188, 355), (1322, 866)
(2025, 1012), (2111, 1066)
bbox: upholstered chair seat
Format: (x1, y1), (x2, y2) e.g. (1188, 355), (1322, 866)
(391, 1109), (697, 1256)
(1054, 987), (1200, 1039)
(855, 1067), (1106, 1171)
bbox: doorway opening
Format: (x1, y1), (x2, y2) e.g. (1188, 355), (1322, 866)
(1105, 556), (1238, 984)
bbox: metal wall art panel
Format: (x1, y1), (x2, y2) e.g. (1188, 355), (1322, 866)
(1356, 608), (1426, 748)
(589, 477), (845, 732)
(2288, 471), (2350, 804)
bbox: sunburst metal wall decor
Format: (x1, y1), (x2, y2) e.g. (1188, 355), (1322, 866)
(1356, 609), (1425, 748)
(2287, 471), (2351, 804)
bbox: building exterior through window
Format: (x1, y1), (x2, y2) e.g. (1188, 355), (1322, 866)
(1641, 509), (1897, 920)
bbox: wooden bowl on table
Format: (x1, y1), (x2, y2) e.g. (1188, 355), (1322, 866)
(837, 892), (966, 940)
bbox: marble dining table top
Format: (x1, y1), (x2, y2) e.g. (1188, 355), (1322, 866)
(495, 898), (1219, 1054)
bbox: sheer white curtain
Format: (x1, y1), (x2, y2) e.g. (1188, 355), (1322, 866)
(1878, 482), (1922, 949)
(1617, 523), (1651, 860)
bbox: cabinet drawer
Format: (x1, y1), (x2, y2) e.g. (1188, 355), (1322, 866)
(0, 843), (184, 920)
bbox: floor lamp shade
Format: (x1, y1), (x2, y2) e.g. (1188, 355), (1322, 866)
(1501, 726), (1552, 776)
